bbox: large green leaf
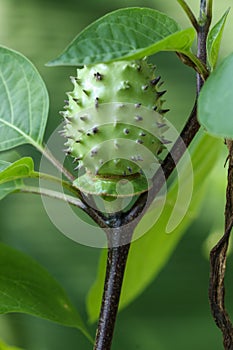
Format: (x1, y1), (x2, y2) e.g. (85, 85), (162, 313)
(207, 9), (230, 70)
(198, 52), (233, 139)
(86, 133), (221, 322)
(0, 46), (49, 152)
(0, 243), (92, 341)
(47, 7), (195, 66)
(0, 157), (34, 184)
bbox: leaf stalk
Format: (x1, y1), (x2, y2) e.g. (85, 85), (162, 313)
(177, 0), (199, 30)
(39, 145), (75, 183)
(19, 185), (108, 228)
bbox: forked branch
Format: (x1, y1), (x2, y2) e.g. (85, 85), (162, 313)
(93, 1), (212, 350)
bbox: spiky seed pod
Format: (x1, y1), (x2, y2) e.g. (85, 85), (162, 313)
(62, 59), (168, 197)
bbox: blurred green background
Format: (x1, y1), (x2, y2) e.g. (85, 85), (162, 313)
(0, 0), (232, 349)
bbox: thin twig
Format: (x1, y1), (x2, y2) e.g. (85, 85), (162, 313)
(19, 186), (85, 208)
(41, 146), (75, 183)
(197, 0), (211, 92)
(209, 140), (233, 349)
(209, 219), (233, 349)
(176, 52), (208, 80)
(225, 141), (233, 230)
(30, 171), (81, 197)
(19, 186), (108, 229)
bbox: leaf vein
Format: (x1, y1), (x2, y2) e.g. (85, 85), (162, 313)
(0, 69), (14, 124)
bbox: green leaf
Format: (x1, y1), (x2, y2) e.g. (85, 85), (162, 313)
(0, 46), (49, 152)
(47, 7), (195, 66)
(124, 27), (195, 61)
(207, 9), (230, 69)
(0, 339), (23, 350)
(0, 160), (23, 199)
(0, 243), (91, 341)
(0, 158), (34, 201)
(198, 52), (233, 139)
(0, 181), (22, 200)
(86, 133), (221, 322)
(0, 157), (34, 184)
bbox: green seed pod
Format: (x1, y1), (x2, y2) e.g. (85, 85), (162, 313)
(62, 59), (168, 197)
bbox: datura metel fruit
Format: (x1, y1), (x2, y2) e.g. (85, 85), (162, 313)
(61, 59), (169, 197)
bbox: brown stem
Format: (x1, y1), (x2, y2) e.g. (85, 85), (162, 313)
(225, 141), (233, 230)
(209, 141), (233, 349)
(92, 101), (200, 350)
(197, 0), (211, 92)
(94, 243), (130, 350)
(93, 221), (135, 350)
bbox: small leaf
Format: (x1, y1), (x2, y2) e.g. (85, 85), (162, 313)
(124, 27), (195, 61)
(0, 157), (34, 184)
(0, 243), (91, 341)
(0, 158), (34, 200)
(207, 9), (230, 69)
(0, 339), (23, 350)
(198, 52), (233, 139)
(47, 7), (195, 66)
(0, 46), (49, 152)
(87, 133), (221, 322)
(0, 182), (22, 200)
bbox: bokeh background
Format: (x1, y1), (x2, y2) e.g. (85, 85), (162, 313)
(0, 0), (232, 349)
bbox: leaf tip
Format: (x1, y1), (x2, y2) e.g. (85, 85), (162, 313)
(45, 57), (61, 67)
